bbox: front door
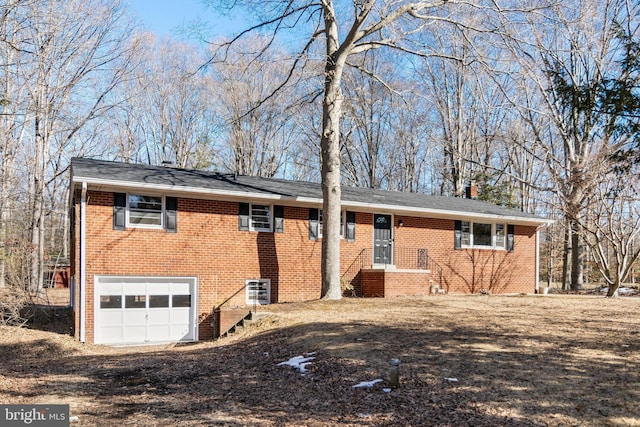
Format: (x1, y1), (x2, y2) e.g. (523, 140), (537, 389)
(373, 214), (393, 265)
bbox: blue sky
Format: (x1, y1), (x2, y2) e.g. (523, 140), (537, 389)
(128, 0), (250, 39)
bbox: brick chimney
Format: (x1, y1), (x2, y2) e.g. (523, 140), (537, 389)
(465, 181), (478, 200)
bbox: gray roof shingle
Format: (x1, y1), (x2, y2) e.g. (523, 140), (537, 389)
(70, 157), (550, 225)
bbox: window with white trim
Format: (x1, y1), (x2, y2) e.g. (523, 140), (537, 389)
(246, 279), (270, 305)
(461, 221), (507, 249)
(250, 204), (272, 231)
(128, 194), (163, 228)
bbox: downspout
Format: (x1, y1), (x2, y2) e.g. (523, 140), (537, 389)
(80, 182), (87, 342)
(535, 228), (540, 294)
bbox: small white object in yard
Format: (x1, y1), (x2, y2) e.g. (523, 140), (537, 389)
(277, 355), (315, 373)
(444, 377), (459, 382)
(383, 388), (392, 393)
(69, 416), (79, 422)
(352, 379), (384, 388)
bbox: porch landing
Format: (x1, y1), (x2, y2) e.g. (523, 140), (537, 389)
(360, 267), (440, 298)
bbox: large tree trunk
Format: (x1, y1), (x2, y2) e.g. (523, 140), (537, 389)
(320, 5), (344, 300)
(569, 218), (584, 290)
(320, 61), (344, 300)
(29, 115), (46, 294)
(562, 218), (571, 290)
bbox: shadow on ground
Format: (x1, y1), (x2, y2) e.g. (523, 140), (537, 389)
(2, 296), (639, 426)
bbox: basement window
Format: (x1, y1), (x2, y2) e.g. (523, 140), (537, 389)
(246, 279), (270, 305)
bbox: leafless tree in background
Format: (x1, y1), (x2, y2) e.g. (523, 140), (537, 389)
(499, 0), (640, 290)
(0, 0), (140, 292)
(582, 172), (640, 296)
(207, 36), (304, 177)
(204, 0), (541, 299)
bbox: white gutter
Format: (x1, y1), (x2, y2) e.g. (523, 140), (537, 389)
(73, 175), (553, 227)
(80, 182), (87, 343)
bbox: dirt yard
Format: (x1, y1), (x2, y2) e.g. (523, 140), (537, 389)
(1, 293), (639, 426)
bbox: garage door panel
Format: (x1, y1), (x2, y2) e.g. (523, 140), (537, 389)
(98, 310), (123, 326)
(99, 326), (124, 344)
(147, 309), (171, 324)
(123, 325), (146, 343)
(147, 325), (171, 341)
(170, 282), (190, 294)
(95, 276), (196, 345)
(170, 325), (191, 340)
(171, 308), (191, 323)
(124, 282), (146, 294)
(148, 283), (170, 294)
(99, 282), (123, 294)
(123, 309), (146, 321)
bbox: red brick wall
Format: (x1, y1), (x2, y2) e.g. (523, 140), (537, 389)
(361, 270), (385, 297)
(74, 191), (376, 342)
(72, 190), (539, 343)
(394, 215), (538, 294)
(383, 271), (433, 297)
(361, 270), (433, 297)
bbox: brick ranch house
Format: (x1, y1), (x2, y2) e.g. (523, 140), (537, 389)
(69, 157), (552, 345)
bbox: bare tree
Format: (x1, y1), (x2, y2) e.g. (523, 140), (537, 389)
(109, 34), (216, 169)
(208, 36), (304, 177)
(9, 0), (140, 292)
(341, 52), (398, 189)
(0, 0), (32, 288)
(499, 0), (640, 289)
(582, 173), (640, 296)
(387, 90), (433, 193)
(205, 0), (534, 299)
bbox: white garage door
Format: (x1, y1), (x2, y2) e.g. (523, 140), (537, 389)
(95, 276), (197, 345)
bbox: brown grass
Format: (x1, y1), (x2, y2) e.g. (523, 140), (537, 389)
(1, 294), (639, 426)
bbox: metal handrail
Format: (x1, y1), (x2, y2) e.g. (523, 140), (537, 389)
(341, 247), (445, 295)
(213, 282), (256, 314)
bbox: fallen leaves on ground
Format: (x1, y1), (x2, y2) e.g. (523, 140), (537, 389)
(1, 294), (640, 426)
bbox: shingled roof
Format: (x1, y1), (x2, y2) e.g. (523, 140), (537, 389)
(70, 157), (551, 225)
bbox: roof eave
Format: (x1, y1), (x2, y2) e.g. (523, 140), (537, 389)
(72, 176), (553, 227)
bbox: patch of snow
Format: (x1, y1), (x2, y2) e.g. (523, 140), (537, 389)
(352, 379), (384, 388)
(277, 355), (315, 373)
(383, 388), (392, 393)
(444, 377), (459, 382)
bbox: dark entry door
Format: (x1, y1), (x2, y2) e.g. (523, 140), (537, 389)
(373, 214), (392, 265)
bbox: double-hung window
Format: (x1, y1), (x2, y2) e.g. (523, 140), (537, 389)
(113, 193), (177, 232)
(458, 221), (507, 249)
(310, 209), (355, 242)
(128, 194), (163, 228)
